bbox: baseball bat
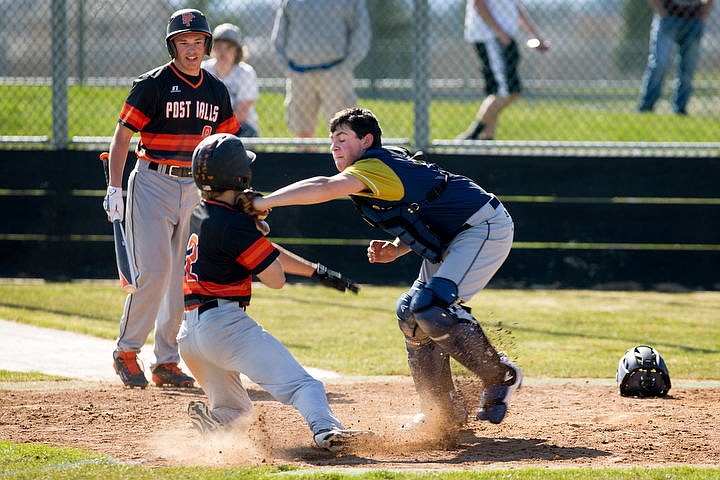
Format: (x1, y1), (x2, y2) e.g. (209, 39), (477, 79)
(100, 152), (137, 294)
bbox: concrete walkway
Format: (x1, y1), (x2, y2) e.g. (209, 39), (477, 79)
(0, 319), (162, 381)
(0, 319), (337, 383)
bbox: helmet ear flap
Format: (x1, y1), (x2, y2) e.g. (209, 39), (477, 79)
(205, 37), (213, 56)
(167, 39), (177, 59)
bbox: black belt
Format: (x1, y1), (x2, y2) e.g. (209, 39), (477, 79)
(198, 299), (219, 315)
(197, 299), (246, 315)
(148, 161), (192, 178)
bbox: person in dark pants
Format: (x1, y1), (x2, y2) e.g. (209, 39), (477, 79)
(638, 0), (714, 115)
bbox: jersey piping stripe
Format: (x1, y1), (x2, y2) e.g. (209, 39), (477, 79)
(237, 237), (276, 270)
(119, 103), (150, 131)
(168, 63), (204, 89)
(218, 116), (241, 133)
(134, 120), (240, 165)
(185, 278), (252, 299)
(139, 132), (207, 152)
(135, 150), (192, 165)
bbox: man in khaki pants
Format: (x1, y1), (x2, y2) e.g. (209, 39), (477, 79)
(271, 0), (371, 139)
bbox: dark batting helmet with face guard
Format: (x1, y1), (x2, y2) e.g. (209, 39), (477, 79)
(192, 133), (256, 192)
(166, 9), (213, 58)
(616, 345), (671, 397)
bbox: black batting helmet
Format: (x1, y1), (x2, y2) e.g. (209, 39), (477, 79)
(166, 9), (213, 58)
(192, 133), (256, 192)
(616, 345), (671, 397)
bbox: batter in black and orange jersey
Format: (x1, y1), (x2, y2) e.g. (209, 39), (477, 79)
(102, 9), (240, 389)
(178, 133), (365, 450)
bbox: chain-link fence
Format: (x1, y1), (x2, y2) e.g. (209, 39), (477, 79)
(1, 0), (718, 154)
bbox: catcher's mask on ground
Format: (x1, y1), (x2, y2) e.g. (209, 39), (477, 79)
(616, 345), (671, 397)
(166, 8), (212, 58)
(192, 133), (256, 192)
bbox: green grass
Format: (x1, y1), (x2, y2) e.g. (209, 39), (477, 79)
(1, 441), (718, 479)
(0, 282), (718, 379)
(1, 85), (718, 143)
(0, 370), (66, 382)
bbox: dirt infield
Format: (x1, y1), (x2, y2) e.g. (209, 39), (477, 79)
(2, 377), (719, 470)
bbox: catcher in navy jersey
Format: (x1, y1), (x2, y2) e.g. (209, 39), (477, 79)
(252, 107), (523, 441)
(179, 133), (367, 452)
(102, 9), (241, 389)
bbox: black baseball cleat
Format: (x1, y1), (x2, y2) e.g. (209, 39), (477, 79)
(113, 351), (148, 388)
(151, 363), (195, 387)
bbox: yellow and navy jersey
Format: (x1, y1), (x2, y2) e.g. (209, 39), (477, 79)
(183, 200), (279, 308)
(119, 63), (240, 167)
(346, 147), (492, 237)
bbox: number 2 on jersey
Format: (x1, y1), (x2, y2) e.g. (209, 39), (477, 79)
(185, 233), (199, 283)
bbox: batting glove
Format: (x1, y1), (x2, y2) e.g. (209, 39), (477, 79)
(103, 186), (124, 222)
(312, 263), (360, 294)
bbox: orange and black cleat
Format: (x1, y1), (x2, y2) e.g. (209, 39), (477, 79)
(113, 351), (148, 388)
(151, 363), (195, 387)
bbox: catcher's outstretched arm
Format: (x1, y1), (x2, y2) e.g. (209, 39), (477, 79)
(254, 173), (366, 211)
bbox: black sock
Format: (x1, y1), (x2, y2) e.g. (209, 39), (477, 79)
(472, 122), (485, 136)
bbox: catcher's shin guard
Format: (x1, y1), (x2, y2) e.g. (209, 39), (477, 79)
(397, 288), (467, 427)
(423, 306), (508, 386)
(408, 278), (510, 386)
(405, 337), (467, 426)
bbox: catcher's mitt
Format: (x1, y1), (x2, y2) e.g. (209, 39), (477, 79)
(233, 189), (271, 236)
(312, 263), (360, 294)
(234, 189), (270, 220)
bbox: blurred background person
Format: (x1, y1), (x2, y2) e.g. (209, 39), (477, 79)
(458, 0), (548, 141)
(637, 0), (715, 115)
(203, 23), (260, 137)
(271, 0), (371, 139)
